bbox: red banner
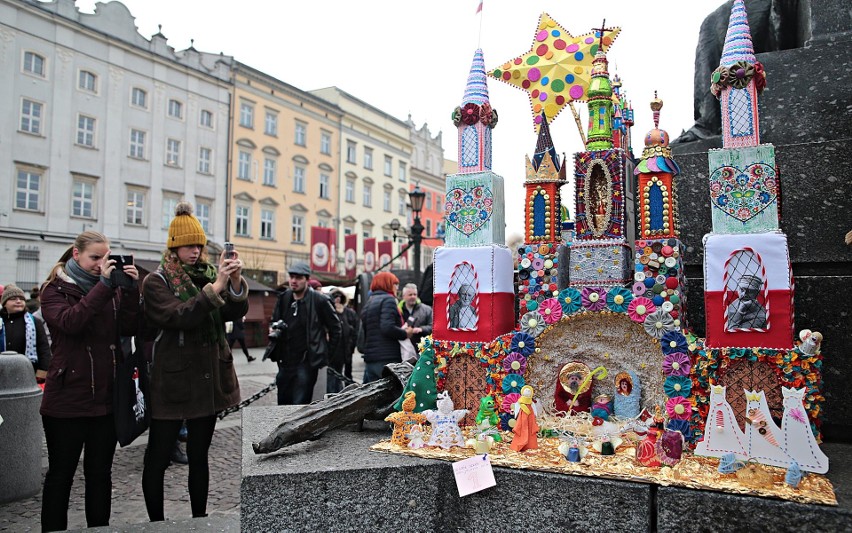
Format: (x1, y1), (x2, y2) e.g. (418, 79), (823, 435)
(364, 237), (376, 272)
(398, 243), (409, 270)
(377, 240), (393, 270)
(310, 227), (334, 273)
(344, 234), (358, 279)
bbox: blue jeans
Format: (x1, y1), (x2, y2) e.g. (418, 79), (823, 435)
(363, 361), (387, 384)
(276, 362), (318, 404)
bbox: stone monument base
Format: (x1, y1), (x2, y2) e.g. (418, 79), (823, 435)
(241, 406), (852, 532)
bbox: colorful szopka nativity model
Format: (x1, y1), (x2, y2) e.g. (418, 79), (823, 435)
(374, 3), (834, 506)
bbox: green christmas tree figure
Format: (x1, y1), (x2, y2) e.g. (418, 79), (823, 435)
(393, 337), (438, 412)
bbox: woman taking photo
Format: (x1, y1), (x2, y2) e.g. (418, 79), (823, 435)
(142, 203), (247, 521)
(360, 272), (410, 383)
(39, 231), (140, 531)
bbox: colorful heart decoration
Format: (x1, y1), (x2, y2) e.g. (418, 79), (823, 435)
(445, 186), (494, 236)
(709, 163), (778, 222)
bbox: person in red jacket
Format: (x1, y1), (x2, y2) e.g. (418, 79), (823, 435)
(39, 230), (140, 531)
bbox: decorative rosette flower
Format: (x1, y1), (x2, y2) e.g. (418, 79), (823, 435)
(666, 396), (693, 420)
(538, 298), (563, 324)
(558, 287), (582, 315)
(511, 332), (535, 356)
(479, 102), (493, 126)
(461, 102), (480, 125)
(667, 419), (693, 440)
(729, 61), (755, 89)
(664, 376), (693, 398)
(502, 373), (525, 395)
(503, 352), (527, 375)
(660, 331), (688, 355)
(754, 61), (767, 93)
(663, 352), (692, 377)
(499, 412), (515, 430)
(710, 66), (730, 97)
(643, 309), (675, 339)
(520, 311), (546, 337)
(501, 393), (520, 413)
(606, 287), (634, 313)
(581, 287), (606, 312)
(627, 297), (656, 323)
(451, 106), (462, 127)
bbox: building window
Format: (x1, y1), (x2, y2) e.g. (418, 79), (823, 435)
(78, 70), (97, 93)
(345, 178), (355, 203)
(362, 229), (372, 239)
(166, 138), (182, 167)
(196, 201), (211, 233)
(76, 115), (96, 147)
(125, 189), (145, 225)
(200, 109), (213, 128)
(167, 99), (183, 119)
(293, 166), (305, 193)
(131, 87), (147, 109)
(318, 219), (329, 229)
(71, 179), (95, 219)
(238, 151), (251, 180)
(364, 147), (373, 170)
(398, 161), (407, 182)
(343, 227), (353, 236)
(294, 122), (307, 146)
(384, 155), (393, 176)
(320, 131), (331, 155)
(162, 196), (179, 229)
(235, 206), (250, 236)
(198, 147), (212, 174)
(319, 173), (330, 199)
(291, 214), (304, 243)
(239, 102), (253, 128)
(263, 158), (277, 186)
(20, 99), (43, 134)
(129, 129), (146, 159)
(383, 190), (392, 212)
(363, 183), (372, 207)
(426, 220), (432, 237)
(346, 141), (357, 163)
(261, 209), (275, 240)
(425, 192), (432, 211)
(265, 112), (278, 136)
(15, 168), (42, 211)
(436, 194), (443, 210)
(15, 246), (41, 289)
(398, 193), (407, 216)
(23, 51), (45, 77)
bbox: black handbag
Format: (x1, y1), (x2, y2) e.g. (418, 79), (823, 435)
(113, 345), (150, 447)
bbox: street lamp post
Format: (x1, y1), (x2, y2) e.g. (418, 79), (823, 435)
(408, 184), (426, 276)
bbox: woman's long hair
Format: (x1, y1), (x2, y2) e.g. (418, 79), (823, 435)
(161, 246), (210, 266)
(370, 272), (399, 295)
(42, 231), (109, 288)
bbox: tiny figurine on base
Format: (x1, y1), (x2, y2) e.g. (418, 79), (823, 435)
(424, 391), (468, 449)
(510, 385), (540, 452)
(385, 391), (428, 447)
(474, 395), (502, 442)
(656, 429), (685, 466)
(785, 460), (804, 488)
(408, 424), (427, 449)
(636, 428), (662, 467)
(558, 438), (588, 463)
(591, 393), (614, 420)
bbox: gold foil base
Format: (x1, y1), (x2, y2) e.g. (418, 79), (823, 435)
(371, 434), (837, 506)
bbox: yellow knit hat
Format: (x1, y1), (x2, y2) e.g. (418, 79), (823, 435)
(168, 202), (207, 248)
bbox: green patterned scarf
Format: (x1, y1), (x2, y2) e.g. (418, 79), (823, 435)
(160, 257), (225, 346)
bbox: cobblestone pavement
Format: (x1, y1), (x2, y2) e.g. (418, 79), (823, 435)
(0, 346), (345, 532)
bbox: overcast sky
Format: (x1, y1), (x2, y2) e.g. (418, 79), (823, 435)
(76, 0), (725, 239)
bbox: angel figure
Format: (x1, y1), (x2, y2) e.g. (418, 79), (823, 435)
(423, 391), (467, 449)
(510, 385), (540, 452)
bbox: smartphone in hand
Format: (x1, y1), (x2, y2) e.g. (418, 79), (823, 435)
(108, 254), (135, 288)
(223, 242), (236, 260)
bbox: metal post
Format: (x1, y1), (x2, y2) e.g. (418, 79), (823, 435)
(411, 215), (424, 276)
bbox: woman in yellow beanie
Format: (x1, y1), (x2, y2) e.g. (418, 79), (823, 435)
(141, 202), (248, 521)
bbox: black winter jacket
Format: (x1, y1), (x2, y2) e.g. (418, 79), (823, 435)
(360, 291), (406, 364)
(272, 288), (341, 369)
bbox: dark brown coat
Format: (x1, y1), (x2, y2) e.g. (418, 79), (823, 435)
(40, 269), (140, 418)
(142, 272), (248, 420)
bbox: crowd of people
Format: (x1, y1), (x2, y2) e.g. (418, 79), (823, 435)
(1, 203), (433, 531)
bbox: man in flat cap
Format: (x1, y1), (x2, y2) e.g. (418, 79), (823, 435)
(726, 274), (768, 329)
(271, 262), (341, 404)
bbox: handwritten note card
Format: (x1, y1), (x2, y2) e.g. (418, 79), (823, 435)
(452, 454), (496, 497)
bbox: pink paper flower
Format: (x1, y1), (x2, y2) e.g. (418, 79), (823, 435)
(501, 393), (520, 414)
(539, 298), (563, 324)
(581, 287), (606, 311)
(628, 297), (656, 323)
(666, 396), (692, 420)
